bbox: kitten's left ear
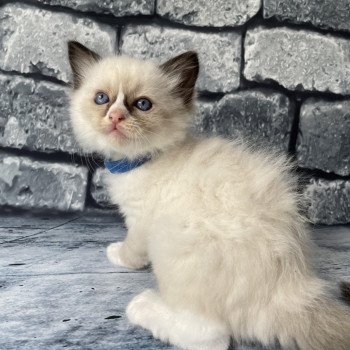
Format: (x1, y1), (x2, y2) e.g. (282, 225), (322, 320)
(160, 51), (199, 106)
(68, 41), (101, 89)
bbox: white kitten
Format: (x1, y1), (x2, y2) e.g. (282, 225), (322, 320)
(68, 41), (350, 350)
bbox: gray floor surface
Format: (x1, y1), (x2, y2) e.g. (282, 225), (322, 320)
(1, 212), (349, 350)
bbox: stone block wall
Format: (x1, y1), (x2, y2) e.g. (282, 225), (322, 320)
(0, 0), (349, 224)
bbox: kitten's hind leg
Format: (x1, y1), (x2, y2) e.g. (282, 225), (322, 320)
(126, 289), (230, 350)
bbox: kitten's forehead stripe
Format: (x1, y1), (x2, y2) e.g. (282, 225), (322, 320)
(107, 90), (126, 113)
(116, 89), (124, 105)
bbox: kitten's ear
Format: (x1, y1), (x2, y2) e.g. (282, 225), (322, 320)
(160, 51), (199, 106)
(68, 41), (101, 89)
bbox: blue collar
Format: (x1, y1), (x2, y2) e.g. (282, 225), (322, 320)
(104, 156), (151, 174)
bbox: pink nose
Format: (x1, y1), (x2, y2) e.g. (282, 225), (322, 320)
(108, 109), (126, 123)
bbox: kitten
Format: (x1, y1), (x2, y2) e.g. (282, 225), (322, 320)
(67, 41), (350, 350)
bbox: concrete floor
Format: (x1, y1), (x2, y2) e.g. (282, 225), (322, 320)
(1, 212), (349, 350)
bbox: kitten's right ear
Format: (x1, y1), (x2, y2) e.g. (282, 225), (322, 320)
(68, 41), (101, 89)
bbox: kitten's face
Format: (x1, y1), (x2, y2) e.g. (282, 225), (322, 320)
(68, 42), (199, 159)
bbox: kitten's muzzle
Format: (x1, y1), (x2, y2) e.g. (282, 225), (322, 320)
(108, 109), (126, 124)
(106, 109), (127, 137)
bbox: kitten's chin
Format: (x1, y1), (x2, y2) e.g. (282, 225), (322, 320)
(107, 129), (129, 143)
(109, 129), (125, 138)
(105, 127), (190, 160)
(104, 122), (129, 140)
(73, 119), (189, 160)
(88, 133), (149, 160)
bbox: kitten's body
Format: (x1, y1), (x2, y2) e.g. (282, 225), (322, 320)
(67, 42), (350, 350)
(106, 135), (349, 350)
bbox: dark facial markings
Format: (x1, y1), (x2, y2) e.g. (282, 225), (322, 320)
(123, 94), (153, 114)
(93, 89), (154, 118)
(123, 95), (133, 114)
(92, 91), (115, 118)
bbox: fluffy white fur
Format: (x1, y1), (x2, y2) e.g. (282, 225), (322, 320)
(68, 43), (350, 350)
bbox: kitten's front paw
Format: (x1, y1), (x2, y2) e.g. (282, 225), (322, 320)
(106, 242), (149, 269)
(106, 242), (131, 268)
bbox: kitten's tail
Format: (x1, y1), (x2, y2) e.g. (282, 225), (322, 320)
(281, 295), (350, 350)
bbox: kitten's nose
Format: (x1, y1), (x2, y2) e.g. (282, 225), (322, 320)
(108, 109), (126, 123)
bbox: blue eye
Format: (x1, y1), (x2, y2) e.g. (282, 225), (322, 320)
(135, 98), (152, 111)
(94, 92), (109, 105)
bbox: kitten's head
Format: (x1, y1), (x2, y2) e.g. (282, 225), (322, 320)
(67, 41), (199, 159)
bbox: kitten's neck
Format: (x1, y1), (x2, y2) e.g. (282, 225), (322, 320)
(151, 133), (195, 160)
(105, 133), (194, 173)
(104, 154), (151, 174)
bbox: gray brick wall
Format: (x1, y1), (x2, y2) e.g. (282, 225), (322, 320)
(0, 0), (349, 224)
